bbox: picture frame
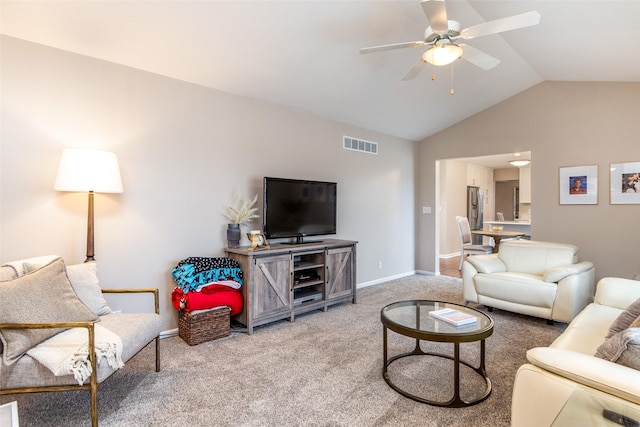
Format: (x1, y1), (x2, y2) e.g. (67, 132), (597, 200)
(559, 165), (598, 205)
(610, 161), (640, 204)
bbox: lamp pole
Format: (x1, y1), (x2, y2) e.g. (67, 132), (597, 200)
(86, 191), (95, 262)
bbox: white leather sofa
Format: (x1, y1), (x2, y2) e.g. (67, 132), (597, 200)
(462, 240), (595, 323)
(511, 277), (640, 426)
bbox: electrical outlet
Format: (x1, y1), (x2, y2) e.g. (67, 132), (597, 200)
(378, 261), (383, 270)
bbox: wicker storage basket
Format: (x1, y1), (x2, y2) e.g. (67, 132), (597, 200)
(178, 306), (231, 346)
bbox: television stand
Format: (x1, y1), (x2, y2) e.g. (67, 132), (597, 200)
(225, 239), (357, 334)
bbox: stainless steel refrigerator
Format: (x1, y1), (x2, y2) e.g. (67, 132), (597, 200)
(467, 186), (484, 244)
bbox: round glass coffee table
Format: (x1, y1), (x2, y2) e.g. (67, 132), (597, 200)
(381, 300), (494, 407)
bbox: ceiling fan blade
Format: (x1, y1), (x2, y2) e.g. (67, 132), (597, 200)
(401, 59), (426, 81)
(359, 41), (426, 54)
(459, 44), (500, 70)
(460, 10), (541, 40)
(421, 0), (449, 34)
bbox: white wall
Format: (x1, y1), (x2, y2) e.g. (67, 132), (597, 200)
(1, 36), (416, 331)
(437, 159), (467, 258)
(417, 81), (640, 281)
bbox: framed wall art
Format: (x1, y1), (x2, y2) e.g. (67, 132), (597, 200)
(559, 165), (598, 205)
(610, 161), (640, 204)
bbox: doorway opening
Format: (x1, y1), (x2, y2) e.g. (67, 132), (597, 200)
(435, 152), (530, 277)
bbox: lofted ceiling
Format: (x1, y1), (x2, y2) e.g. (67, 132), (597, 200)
(1, 1), (639, 142)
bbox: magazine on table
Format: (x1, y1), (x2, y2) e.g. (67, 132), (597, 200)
(429, 308), (478, 326)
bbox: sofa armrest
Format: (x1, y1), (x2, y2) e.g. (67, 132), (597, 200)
(0, 321), (95, 329)
(464, 254), (506, 274)
(595, 277), (640, 310)
(552, 265), (596, 322)
(543, 261), (594, 283)
(527, 347), (640, 404)
(101, 288), (159, 315)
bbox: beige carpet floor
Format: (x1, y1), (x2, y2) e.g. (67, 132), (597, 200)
(0, 274), (566, 426)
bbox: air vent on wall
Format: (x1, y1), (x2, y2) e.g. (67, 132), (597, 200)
(343, 136), (378, 155)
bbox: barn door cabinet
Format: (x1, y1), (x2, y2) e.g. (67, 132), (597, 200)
(225, 239), (357, 334)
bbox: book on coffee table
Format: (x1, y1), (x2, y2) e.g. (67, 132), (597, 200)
(429, 308), (478, 327)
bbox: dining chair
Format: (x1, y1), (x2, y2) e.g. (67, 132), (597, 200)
(455, 216), (494, 270)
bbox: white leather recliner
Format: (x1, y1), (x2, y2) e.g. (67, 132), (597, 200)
(462, 240), (595, 323)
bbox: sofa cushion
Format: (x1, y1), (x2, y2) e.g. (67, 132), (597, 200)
(498, 240), (578, 275)
(0, 257), (98, 365)
(606, 298), (640, 339)
(2, 255), (59, 276)
(24, 261), (113, 317)
(595, 317), (640, 370)
(474, 272), (557, 308)
(99, 313), (162, 363)
(551, 303), (622, 354)
(66, 262), (113, 316)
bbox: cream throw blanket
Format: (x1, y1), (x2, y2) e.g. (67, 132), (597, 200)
(26, 324), (124, 385)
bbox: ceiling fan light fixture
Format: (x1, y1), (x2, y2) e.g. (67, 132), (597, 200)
(509, 159), (531, 167)
(422, 44), (463, 66)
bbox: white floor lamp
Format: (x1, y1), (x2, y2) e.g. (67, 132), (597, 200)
(54, 148), (123, 262)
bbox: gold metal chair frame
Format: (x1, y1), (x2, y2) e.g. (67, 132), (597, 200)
(0, 288), (161, 427)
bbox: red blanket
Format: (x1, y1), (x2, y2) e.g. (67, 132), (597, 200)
(171, 284), (243, 315)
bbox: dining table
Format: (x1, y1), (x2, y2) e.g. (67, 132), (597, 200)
(471, 230), (526, 253)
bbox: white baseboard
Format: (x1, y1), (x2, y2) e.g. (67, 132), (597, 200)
(439, 252), (461, 259)
(357, 271), (417, 289)
(160, 328), (178, 339)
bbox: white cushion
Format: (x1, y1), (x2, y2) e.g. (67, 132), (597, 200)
(66, 262), (113, 316)
(2, 255), (59, 276)
(551, 303), (621, 354)
(498, 240), (578, 275)
(475, 272), (557, 308)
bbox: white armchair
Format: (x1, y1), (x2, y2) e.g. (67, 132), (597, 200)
(462, 239), (595, 323)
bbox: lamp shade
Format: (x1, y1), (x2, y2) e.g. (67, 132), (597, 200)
(422, 44), (463, 66)
(55, 148), (123, 193)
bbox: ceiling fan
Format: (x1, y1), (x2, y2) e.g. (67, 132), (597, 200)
(360, 0), (541, 81)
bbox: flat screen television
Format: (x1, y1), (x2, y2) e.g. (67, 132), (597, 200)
(263, 177), (337, 244)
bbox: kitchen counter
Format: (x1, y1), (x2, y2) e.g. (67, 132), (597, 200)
(484, 220), (531, 237)
(485, 220), (530, 225)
